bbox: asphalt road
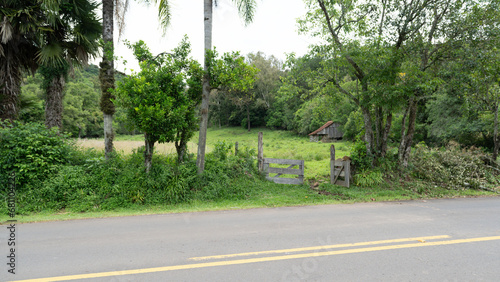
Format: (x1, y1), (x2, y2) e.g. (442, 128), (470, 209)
(2, 197), (500, 282)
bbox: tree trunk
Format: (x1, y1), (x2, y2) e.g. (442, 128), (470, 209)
(196, 0), (213, 174)
(493, 103), (499, 161)
(175, 139), (187, 163)
(361, 106), (374, 158)
(103, 113), (114, 156)
(375, 106), (382, 151)
(100, 0), (116, 160)
(380, 113), (392, 158)
(398, 97), (417, 167)
(44, 74), (65, 129)
(144, 133), (155, 173)
(0, 61), (21, 121)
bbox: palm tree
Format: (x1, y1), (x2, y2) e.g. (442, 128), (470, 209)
(40, 0), (101, 130)
(0, 1), (46, 121)
(100, 0), (116, 159)
(196, 0), (257, 173)
(100, 0), (163, 159)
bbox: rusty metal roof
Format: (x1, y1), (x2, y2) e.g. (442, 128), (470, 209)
(309, 121), (334, 136)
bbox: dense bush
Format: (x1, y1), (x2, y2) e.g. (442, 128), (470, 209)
(410, 141), (499, 190)
(0, 121), (74, 190)
(0, 130), (261, 215)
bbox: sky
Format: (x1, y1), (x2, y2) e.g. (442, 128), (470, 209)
(102, 0), (318, 73)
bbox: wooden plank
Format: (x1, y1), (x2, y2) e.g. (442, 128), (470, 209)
(330, 145), (335, 185)
(268, 167), (301, 176)
(344, 160), (350, 188)
(335, 180), (347, 186)
(264, 158), (303, 165)
(334, 171), (345, 177)
(333, 161), (343, 185)
(274, 164), (296, 177)
(263, 163), (270, 178)
(266, 177), (303, 185)
(298, 159), (304, 183)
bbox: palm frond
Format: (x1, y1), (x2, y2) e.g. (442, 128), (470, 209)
(37, 43), (65, 66)
(232, 0), (257, 26)
(1, 16), (14, 44)
(115, 0), (129, 38)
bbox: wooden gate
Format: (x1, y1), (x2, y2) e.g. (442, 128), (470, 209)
(330, 145), (350, 187)
(263, 158), (304, 185)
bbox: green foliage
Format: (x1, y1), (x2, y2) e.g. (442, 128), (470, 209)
(410, 142), (499, 190)
(350, 138), (371, 172)
(0, 121), (73, 189)
(0, 138), (262, 215)
(212, 140), (233, 161)
(114, 38), (201, 163)
(20, 65), (105, 137)
(354, 170), (384, 187)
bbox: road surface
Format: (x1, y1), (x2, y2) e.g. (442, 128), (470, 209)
(2, 197), (500, 281)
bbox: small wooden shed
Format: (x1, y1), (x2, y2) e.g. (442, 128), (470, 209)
(309, 121), (343, 142)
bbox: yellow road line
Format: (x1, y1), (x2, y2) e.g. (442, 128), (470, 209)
(11, 236), (500, 282)
(189, 235), (450, 261)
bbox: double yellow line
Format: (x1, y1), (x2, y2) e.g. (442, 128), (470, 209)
(12, 235), (500, 282)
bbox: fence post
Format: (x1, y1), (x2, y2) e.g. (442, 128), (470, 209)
(258, 132), (263, 172)
(299, 160), (304, 184)
(235, 141), (239, 156)
(330, 144), (335, 184)
(344, 160), (350, 188)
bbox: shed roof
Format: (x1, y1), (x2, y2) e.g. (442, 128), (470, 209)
(309, 121), (334, 136)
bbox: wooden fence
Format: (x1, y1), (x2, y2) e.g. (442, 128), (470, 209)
(263, 158), (304, 185)
(258, 132), (304, 185)
(256, 133), (350, 186)
(330, 144), (350, 187)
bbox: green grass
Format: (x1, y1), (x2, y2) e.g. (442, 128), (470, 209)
(115, 127), (350, 181)
(4, 126), (497, 224)
(2, 178), (496, 224)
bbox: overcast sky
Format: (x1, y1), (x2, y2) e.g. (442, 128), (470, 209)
(103, 0), (317, 73)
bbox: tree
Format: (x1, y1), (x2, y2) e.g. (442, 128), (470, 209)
(114, 39), (201, 171)
(100, 0), (116, 159)
(0, 0), (60, 121)
(196, 0), (258, 174)
(247, 52), (283, 110)
(39, 0), (101, 130)
(209, 51), (259, 131)
(300, 0), (494, 167)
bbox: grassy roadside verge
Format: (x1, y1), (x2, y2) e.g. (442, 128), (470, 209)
(2, 126), (498, 224)
(2, 180), (497, 224)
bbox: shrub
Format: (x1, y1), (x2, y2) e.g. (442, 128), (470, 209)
(350, 138), (371, 172)
(410, 141), (499, 189)
(0, 121), (73, 190)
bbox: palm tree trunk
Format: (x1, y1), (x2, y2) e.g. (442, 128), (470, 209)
(45, 74), (65, 129)
(196, 0), (213, 174)
(100, 0), (116, 160)
(0, 61), (21, 121)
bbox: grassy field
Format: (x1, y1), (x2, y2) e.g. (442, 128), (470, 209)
(77, 127), (351, 180)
